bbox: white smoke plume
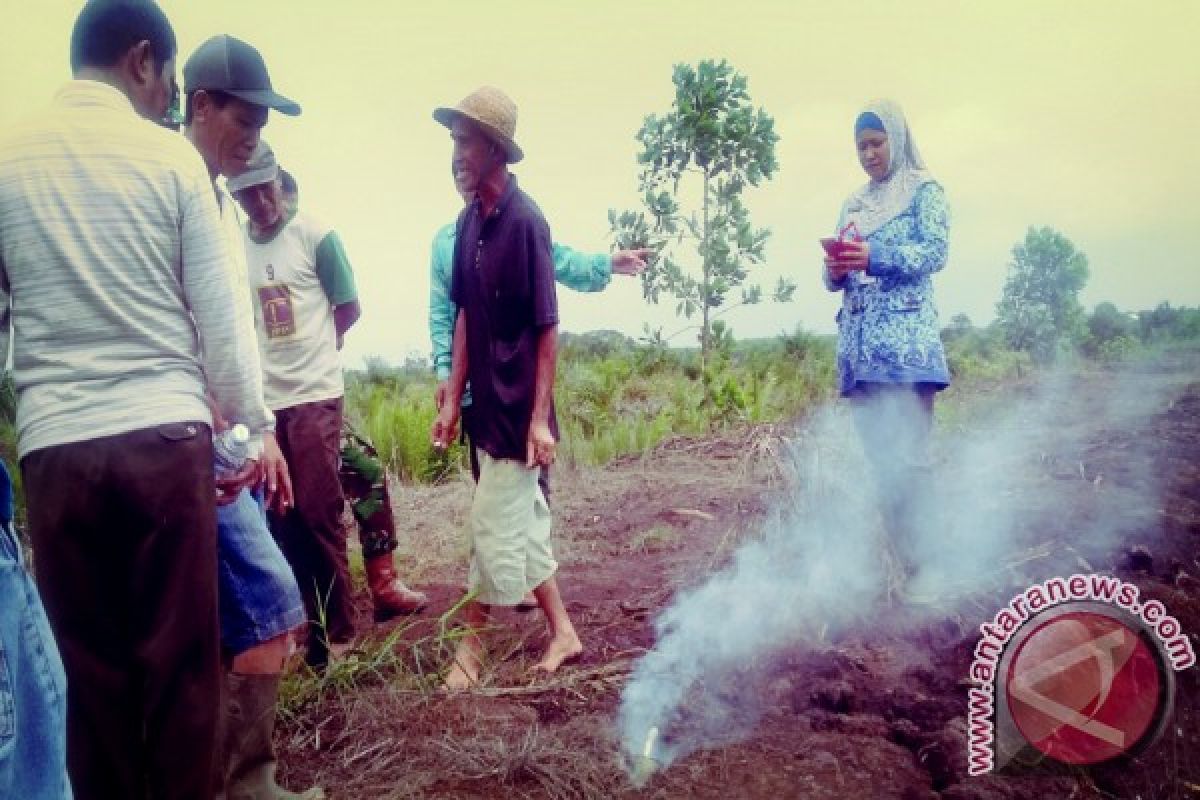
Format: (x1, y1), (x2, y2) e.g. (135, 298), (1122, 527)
(618, 357), (1187, 777)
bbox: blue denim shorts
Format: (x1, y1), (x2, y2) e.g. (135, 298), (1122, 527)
(0, 521), (72, 799)
(217, 488), (306, 655)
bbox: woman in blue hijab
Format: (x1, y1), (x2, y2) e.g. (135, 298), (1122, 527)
(823, 99), (950, 587)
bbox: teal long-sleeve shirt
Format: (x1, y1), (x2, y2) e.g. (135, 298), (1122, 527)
(428, 221), (612, 384)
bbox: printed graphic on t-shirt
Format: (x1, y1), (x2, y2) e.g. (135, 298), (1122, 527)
(258, 284), (296, 338)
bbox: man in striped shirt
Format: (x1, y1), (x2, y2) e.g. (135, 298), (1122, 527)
(0, 3), (270, 797)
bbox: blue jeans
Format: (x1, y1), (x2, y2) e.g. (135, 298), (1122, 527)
(0, 521), (72, 799)
(217, 488), (306, 655)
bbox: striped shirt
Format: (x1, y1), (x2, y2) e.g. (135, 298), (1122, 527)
(0, 80), (272, 458)
(215, 183), (273, 459)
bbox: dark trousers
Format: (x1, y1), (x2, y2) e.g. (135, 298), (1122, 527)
(849, 383), (937, 565)
(22, 422), (220, 800)
(271, 397), (354, 663)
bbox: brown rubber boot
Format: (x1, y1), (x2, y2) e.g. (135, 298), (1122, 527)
(365, 554), (428, 621)
(221, 673), (325, 800)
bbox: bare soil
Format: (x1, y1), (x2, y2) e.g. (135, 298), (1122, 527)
(278, 352), (1200, 799)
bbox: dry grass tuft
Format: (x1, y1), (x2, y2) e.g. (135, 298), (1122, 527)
(434, 724), (613, 800)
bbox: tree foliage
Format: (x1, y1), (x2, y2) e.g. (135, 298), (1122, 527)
(996, 226), (1090, 363)
(1137, 302), (1200, 343)
(1085, 301), (1137, 352)
(942, 313), (976, 345)
(609, 59), (792, 368)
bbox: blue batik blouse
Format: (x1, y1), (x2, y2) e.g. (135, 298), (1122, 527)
(824, 181), (951, 395)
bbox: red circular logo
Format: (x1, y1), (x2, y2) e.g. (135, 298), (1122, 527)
(1005, 611), (1164, 765)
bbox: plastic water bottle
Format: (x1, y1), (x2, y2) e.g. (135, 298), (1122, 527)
(213, 423), (250, 472)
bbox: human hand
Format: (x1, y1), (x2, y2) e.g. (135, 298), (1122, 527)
(259, 432), (294, 513)
(825, 255), (850, 282)
(431, 405), (459, 451)
(612, 248), (653, 276)
(216, 459), (259, 506)
(435, 380), (449, 412)
(833, 241), (870, 273)
(526, 420), (556, 468)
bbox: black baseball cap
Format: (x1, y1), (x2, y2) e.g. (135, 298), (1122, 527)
(183, 35), (301, 116)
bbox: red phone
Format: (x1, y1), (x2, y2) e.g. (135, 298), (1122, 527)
(820, 237), (854, 257)
(823, 221), (861, 258)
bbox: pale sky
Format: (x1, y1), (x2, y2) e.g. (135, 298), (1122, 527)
(4, 1), (1198, 368)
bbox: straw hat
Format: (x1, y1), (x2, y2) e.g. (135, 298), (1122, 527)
(433, 86), (524, 164)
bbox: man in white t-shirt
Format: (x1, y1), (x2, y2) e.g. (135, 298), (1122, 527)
(277, 166), (429, 622)
(229, 140), (361, 666)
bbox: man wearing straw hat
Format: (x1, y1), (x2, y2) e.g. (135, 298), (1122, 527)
(431, 86), (583, 689)
(429, 162), (652, 613)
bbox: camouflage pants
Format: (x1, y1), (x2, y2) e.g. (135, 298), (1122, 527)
(340, 423), (398, 560)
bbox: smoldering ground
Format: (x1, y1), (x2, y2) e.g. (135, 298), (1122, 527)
(618, 357), (1191, 776)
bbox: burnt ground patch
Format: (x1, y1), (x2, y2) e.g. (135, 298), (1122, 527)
(278, 353), (1200, 798)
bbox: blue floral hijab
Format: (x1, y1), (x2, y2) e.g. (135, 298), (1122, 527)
(843, 99), (936, 237)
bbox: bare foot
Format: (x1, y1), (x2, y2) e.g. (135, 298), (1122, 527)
(532, 631), (583, 674)
(443, 638), (483, 691)
(443, 662), (477, 692)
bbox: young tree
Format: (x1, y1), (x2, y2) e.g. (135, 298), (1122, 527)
(996, 226), (1090, 363)
(609, 60), (792, 370)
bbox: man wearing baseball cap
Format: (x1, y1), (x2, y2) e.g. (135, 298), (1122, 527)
(183, 33), (299, 203)
(181, 35), (323, 800)
(430, 87), (582, 690)
(227, 140), (364, 672)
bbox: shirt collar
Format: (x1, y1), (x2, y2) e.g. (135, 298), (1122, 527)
(494, 172), (518, 217)
(470, 172), (519, 223)
(53, 80), (137, 115)
(214, 183), (235, 218)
